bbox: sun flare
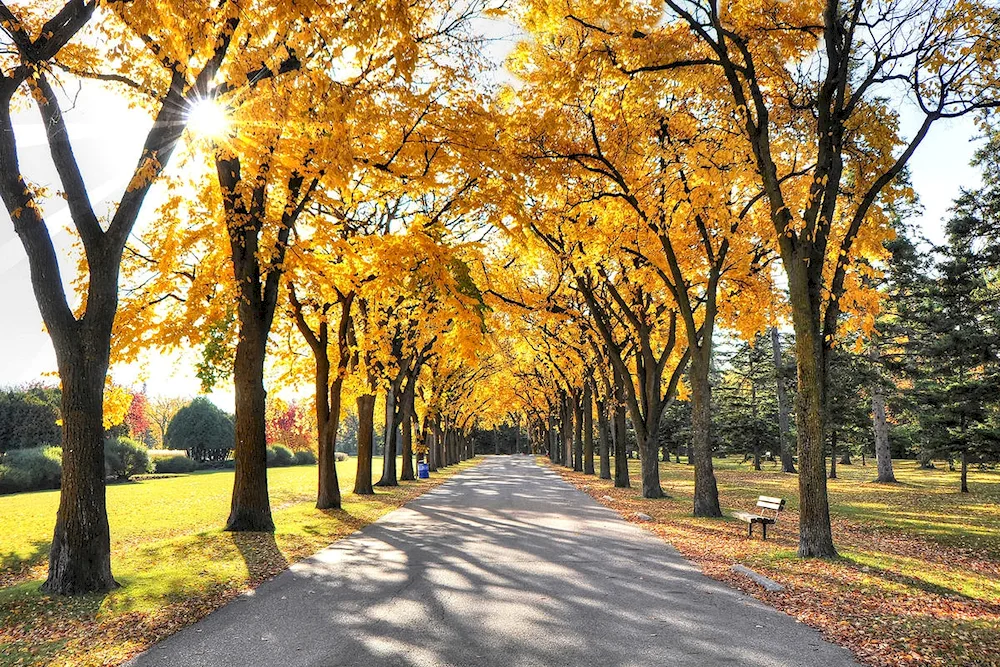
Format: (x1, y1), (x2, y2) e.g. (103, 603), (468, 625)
(186, 98), (230, 139)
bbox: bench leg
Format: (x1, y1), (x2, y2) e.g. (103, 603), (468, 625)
(762, 522), (767, 540)
(747, 522), (753, 538)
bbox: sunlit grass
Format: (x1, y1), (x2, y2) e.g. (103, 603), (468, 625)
(0, 456), (479, 667)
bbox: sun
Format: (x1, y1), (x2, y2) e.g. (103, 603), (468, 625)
(186, 98), (230, 139)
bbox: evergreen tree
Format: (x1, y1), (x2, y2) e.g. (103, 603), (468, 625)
(904, 192), (1000, 492)
(715, 334), (780, 470)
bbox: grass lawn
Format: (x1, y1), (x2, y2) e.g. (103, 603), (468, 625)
(0, 456), (479, 667)
(552, 456), (1000, 667)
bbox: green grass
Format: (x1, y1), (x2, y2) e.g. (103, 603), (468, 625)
(660, 457), (1000, 556)
(0, 456), (477, 666)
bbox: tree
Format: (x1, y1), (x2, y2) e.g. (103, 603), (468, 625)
(715, 334), (779, 471)
(906, 192), (1000, 492)
(166, 397), (235, 464)
(600, 0), (1000, 556)
(124, 391), (153, 446)
(147, 396), (185, 450)
(0, 385), (62, 453)
(770, 328), (796, 474)
(0, 0), (239, 593)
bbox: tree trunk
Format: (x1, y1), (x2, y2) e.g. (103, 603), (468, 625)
(690, 352), (721, 515)
(583, 384), (595, 475)
(377, 387), (398, 487)
(638, 432), (665, 498)
(562, 395), (573, 469)
(441, 427), (450, 466)
(961, 450), (969, 493)
(791, 300), (837, 557)
(427, 417), (438, 472)
(354, 393), (376, 494)
(316, 364), (343, 510)
(41, 350), (117, 595)
(573, 390), (584, 472)
(829, 429), (838, 480)
(871, 348), (895, 482)
(753, 444), (762, 471)
(226, 326), (274, 532)
(771, 327), (796, 473)
(548, 413), (559, 464)
(597, 399), (611, 479)
(399, 397), (415, 482)
(839, 451), (852, 465)
(613, 403), (630, 488)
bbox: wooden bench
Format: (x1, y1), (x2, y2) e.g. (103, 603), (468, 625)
(733, 496), (785, 540)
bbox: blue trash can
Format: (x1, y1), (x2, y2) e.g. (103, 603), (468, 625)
(417, 463), (430, 479)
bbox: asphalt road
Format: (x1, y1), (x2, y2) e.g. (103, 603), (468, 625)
(127, 456), (859, 667)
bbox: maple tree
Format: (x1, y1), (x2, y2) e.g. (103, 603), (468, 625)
(113, 0), (494, 522)
(0, 0), (241, 593)
(510, 0), (1000, 556)
(10, 0), (1000, 606)
(123, 390), (152, 444)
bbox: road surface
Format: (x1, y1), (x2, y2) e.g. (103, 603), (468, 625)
(127, 456), (858, 667)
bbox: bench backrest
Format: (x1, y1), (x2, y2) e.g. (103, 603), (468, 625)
(756, 496), (785, 521)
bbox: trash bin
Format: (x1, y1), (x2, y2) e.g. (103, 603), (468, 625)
(417, 463), (430, 479)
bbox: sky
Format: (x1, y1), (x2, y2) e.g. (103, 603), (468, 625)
(0, 27), (987, 405)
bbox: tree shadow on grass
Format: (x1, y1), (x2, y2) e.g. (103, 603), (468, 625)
(838, 553), (985, 602)
(229, 532), (288, 586)
(0, 539), (51, 588)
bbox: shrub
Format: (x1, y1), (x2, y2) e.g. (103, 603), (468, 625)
(271, 445), (294, 467)
(0, 446), (62, 494)
(104, 437), (152, 481)
(0, 385), (62, 454)
(335, 451), (348, 462)
(148, 449), (188, 460)
(166, 397), (234, 463)
(293, 450), (316, 465)
(153, 454), (198, 474)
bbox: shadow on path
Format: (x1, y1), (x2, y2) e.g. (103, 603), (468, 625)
(128, 456), (858, 667)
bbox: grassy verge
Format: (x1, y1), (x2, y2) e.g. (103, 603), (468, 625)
(549, 456), (1000, 667)
(0, 456), (479, 667)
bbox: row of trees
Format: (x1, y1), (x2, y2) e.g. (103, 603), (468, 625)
(2, 0), (510, 595)
(482, 0), (1000, 563)
(5, 0), (1000, 595)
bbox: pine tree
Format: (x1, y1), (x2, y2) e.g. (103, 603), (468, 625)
(906, 192), (1000, 492)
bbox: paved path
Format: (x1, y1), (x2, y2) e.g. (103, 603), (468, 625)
(128, 456), (858, 667)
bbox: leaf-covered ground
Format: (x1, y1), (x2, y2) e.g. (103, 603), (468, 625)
(550, 457), (1000, 667)
(0, 457), (480, 667)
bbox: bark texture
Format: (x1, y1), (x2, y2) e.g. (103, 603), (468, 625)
(597, 399), (611, 479)
(870, 348), (896, 483)
(354, 394), (376, 495)
(690, 353), (721, 516)
(42, 354), (117, 594)
(376, 386), (399, 487)
(613, 404), (630, 488)
(771, 327), (796, 473)
(792, 304), (836, 558)
(226, 327), (274, 531)
(573, 391), (584, 472)
(583, 384), (595, 475)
